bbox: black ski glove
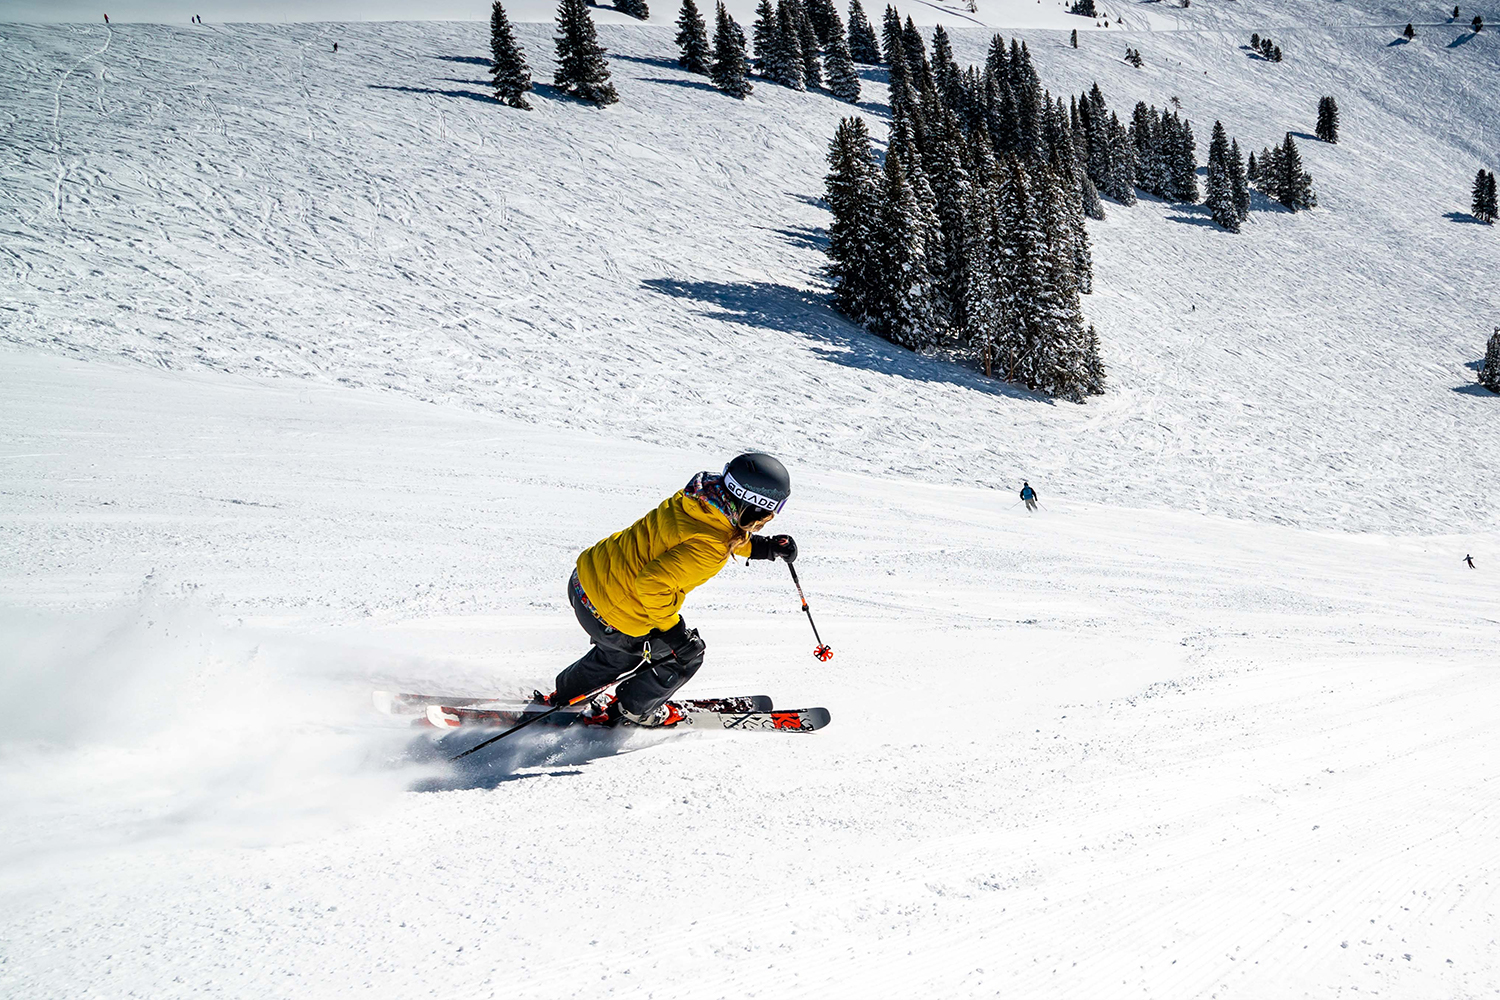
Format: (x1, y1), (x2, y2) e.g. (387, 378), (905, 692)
(749, 534), (798, 563)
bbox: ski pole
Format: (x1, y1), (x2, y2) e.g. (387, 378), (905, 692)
(787, 562), (832, 661)
(448, 652), (651, 762)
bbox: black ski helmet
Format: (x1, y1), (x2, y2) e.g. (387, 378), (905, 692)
(722, 452), (790, 526)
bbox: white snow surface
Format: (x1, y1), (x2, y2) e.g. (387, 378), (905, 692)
(2, 6), (1499, 999)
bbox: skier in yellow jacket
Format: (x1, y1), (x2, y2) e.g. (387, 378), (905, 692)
(550, 453), (798, 727)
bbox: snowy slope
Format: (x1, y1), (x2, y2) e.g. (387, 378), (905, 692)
(2, 15), (1497, 533)
(2, 351), (1498, 999)
(2, 6), (1500, 999)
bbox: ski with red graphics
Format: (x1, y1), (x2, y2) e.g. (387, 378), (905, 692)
(424, 702), (830, 733)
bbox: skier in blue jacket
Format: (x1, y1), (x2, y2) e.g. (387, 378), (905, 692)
(1020, 482), (1038, 512)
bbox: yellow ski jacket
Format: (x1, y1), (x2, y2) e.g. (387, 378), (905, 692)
(575, 477), (752, 637)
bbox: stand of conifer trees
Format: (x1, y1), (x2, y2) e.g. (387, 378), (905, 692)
(1250, 134), (1316, 210)
(710, 2), (753, 97)
(554, 0), (618, 105)
(676, 0), (713, 73)
(823, 29), (1107, 401)
(746, 0), (860, 100)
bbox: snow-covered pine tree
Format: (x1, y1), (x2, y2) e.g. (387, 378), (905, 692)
(617, 0), (651, 20)
(1205, 121), (1238, 231)
(1472, 14), (1483, 31)
(1106, 111), (1138, 204)
(1128, 101), (1158, 197)
(901, 17), (935, 97)
(824, 10), (861, 102)
(1474, 169), (1497, 224)
(752, 0), (778, 71)
(1403, 22), (1416, 38)
(927, 111), (972, 333)
(1071, 0), (1097, 14)
(846, 0), (880, 62)
(795, 0), (823, 88)
(554, 0), (619, 105)
(1083, 325), (1106, 395)
(1272, 44), (1282, 61)
(959, 162), (1001, 370)
(1029, 167), (1091, 401)
(1250, 32), (1260, 48)
(768, 0), (806, 88)
(1229, 138), (1250, 221)
(1011, 40), (1046, 164)
(825, 117), (883, 321)
(1315, 96), (1340, 143)
(1277, 133), (1316, 210)
(877, 148), (940, 349)
(676, 0), (713, 73)
(985, 32), (1009, 81)
(1247, 150), (1259, 181)
(806, 0), (839, 44)
(1071, 28), (1078, 48)
(881, 4), (903, 64)
(1486, 171), (1500, 221)
(489, 0), (533, 110)
(710, 2), (753, 97)
(1480, 328), (1500, 392)
(931, 25), (962, 108)
(1171, 116), (1198, 203)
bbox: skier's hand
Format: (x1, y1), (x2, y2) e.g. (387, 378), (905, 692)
(766, 534), (798, 563)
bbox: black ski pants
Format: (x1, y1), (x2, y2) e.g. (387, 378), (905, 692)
(554, 573), (705, 716)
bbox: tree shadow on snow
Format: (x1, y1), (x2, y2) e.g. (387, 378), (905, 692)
(642, 76), (720, 94)
(641, 277), (1045, 401)
(1387, 37), (1411, 46)
(1166, 211), (1220, 228)
(1444, 211), (1491, 226)
(434, 55), (492, 67)
(766, 224), (828, 251)
(1288, 131), (1320, 142)
(1451, 382), (1497, 396)
(1447, 31), (1477, 47)
(369, 83), (495, 105)
(611, 52), (688, 71)
(403, 726), (660, 791)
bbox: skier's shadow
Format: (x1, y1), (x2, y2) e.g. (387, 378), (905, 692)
(405, 726), (663, 790)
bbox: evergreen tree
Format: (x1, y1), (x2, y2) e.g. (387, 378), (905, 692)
(489, 1), (533, 110)
(881, 4), (903, 64)
(1272, 44), (1282, 61)
(1403, 22), (1416, 38)
(877, 149), (940, 349)
(1229, 138), (1250, 221)
(1247, 151), (1259, 181)
(617, 0), (650, 19)
(806, 0), (839, 43)
(1071, 0), (1097, 14)
(710, 2), (753, 97)
(553, 0), (619, 105)
(1106, 111), (1138, 204)
(930, 25), (961, 106)
(752, 0), (779, 71)
(1473, 169), (1497, 224)
(1171, 115), (1198, 203)
(825, 117), (883, 321)
(795, 0), (823, 88)
(1315, 96), (1340, 143)
(1083, 325), (1106, 395)
(1205, 121), (1238, 231)
(1472, 14), (1483, 31)
(765, 0), (806, 88)
(1250, 32), (1260, 48)
(1277, 133), (1315, 210)
(1480, 328), (1500, 393)
(1071, 28), (1078, 48)
(846, 0), (881, 62)
(676, 0), (713, 74)
(824, 11), (862, 102)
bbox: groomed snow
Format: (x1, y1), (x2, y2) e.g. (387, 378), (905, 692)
(1, 5), (1498, 999)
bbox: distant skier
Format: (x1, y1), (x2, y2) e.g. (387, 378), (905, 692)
(1020, 481), (1038, 512)
(1465, 554), (1476, 569)
(333, 42), (339, 52)
(103, 13), (108, 22)
(541, 453), (797, 727)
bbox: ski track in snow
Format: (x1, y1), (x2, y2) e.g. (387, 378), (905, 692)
(1, 4), (1499, 999)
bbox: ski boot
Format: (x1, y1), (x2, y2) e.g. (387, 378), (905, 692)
(616, 700), (686, 728)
